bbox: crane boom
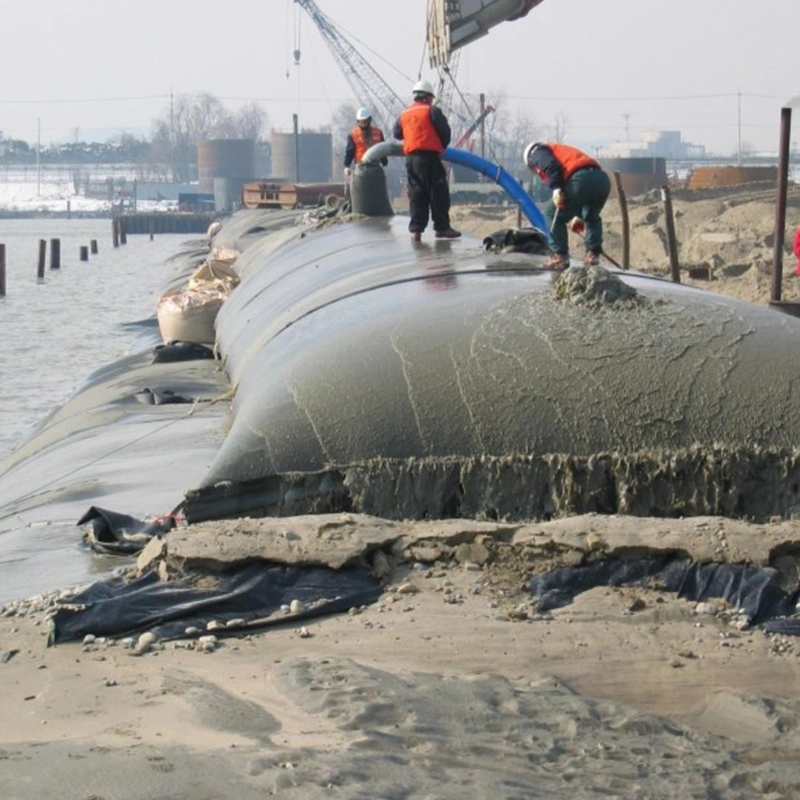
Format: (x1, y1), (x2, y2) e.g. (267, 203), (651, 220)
(293, 0), (406, 132)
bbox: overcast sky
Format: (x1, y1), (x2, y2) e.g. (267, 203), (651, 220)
(1, 0), (797, 156)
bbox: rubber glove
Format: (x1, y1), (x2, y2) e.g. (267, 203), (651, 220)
(552, 188), (567, 209)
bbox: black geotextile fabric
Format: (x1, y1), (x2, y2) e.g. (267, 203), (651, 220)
(48, 562), (382, 645)
(77, 506), (176, 555)
(529, 557), (798, 627)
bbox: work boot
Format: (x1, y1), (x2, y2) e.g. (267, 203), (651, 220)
(435, 228), (461, 239)
(583, 250), (600, 266)
(410, 231), (422, 242)
(544, 253), (570, 271)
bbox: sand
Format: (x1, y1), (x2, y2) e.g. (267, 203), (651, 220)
(3, 189), (800, 798)
(3, 512), (800, 799)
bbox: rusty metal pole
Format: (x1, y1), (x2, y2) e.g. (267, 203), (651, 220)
(770, 107), (791, 304)
(0, 244), (6, 297)
(37, 239), (46, 280)
(613, 171), (630, 269)
(661, 185), (680, 283)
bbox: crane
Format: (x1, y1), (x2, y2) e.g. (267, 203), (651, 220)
(293, 0), (406, 134)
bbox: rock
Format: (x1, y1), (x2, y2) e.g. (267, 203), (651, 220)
(455, 542), (490, 566)
(133, 632), (157, 655)
(136, 536), (167, 574)
(289, 599), (305, 614)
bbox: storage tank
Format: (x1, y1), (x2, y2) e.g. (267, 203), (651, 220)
(197, 139), (256, 207)
(599, 157), (668, 197)
(271, 132), (333, 183)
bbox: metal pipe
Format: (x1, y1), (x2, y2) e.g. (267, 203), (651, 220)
(770, 107), (791, 303)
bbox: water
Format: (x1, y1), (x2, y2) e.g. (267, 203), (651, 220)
(0, 219), (196, 601)
(0, 219), (192, 459)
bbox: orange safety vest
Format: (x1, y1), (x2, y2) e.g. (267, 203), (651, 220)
(398, 102), (444, 154)
(535, 143), (600, 183)
(351, 125), (385, 163)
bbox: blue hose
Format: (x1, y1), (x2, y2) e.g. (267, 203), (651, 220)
(442, 147), (547, 232)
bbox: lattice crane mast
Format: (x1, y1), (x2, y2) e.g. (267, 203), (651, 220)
(293, 0), (406, 133)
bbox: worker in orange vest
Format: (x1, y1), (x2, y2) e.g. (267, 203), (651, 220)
(393, 80), (460, 241)
(344, 107), (387, 178)
(523, 141), (611, 270)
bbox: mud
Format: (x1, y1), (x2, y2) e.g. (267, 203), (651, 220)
(186, 446), (800, 525)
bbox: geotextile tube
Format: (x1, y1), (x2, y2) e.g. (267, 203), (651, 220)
(188, 214), (800, 524)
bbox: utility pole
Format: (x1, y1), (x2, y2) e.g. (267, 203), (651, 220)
(737, 89), (742, 166)
(170, 88), (175, 182)
(293, 113), (300, 182)
(36, 118), (41, 197)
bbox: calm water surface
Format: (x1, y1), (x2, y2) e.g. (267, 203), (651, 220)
(0, 219), (193, 458)
(0, 219), (198, 601)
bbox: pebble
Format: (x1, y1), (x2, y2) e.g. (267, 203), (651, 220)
(289, 599), (305, 614)
(133, 632), (157, 655)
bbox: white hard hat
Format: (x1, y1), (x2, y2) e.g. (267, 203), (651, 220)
(412, 79), (435, 97)
(356, 106), (371, 121)
(523, 141), (542, 167)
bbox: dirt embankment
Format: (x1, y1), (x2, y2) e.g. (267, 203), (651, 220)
(453, 183), (800, 307)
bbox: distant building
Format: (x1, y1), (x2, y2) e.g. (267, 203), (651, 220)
(600, 130), (705, 160)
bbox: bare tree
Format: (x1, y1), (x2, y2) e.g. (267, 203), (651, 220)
(545, 111), (570, 143)
(149, 93), (271, 182)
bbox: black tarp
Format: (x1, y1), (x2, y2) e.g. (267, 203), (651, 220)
(529, 557), (798, 626)
(49, 561), (382, 644)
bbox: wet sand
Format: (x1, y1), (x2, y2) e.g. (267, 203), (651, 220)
(2, 513), (800, 799)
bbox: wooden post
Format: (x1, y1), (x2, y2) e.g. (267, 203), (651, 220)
(50, 238), (61, 270)
(0, 244), (6, 297)
(79, 246), (89, 262)
(120, 219), (127, 245)
(770, 107), (792, 304)
(66, 200), (71, 220)
(149, 218), (154, 241)
(37, 239), (46, 279)
(90, 239), (98, 255)
(612, 171), (630, 270)
(112, 218), (120, 248)
(661, 185), (680, 283)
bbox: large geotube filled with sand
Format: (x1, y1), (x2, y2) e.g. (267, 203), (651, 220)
(186, 213), (800, 524)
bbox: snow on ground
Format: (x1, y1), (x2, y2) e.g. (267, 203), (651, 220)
(0, 180), (175, 214)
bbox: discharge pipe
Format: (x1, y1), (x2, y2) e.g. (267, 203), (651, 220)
(362, 142), (547, 232)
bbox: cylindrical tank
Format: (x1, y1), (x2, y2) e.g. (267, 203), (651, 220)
(197, 140), (256, 202)
(271, 132), (333, 183)
(687, 166), (777, 190)
(599, 157), (668, 197)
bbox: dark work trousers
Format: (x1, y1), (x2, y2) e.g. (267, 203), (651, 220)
(545, 167), (611, 256)
(405, 151), (452, 233)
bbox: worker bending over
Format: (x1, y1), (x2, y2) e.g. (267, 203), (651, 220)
(344, 107), (387, 177)
(524, 141), (611, 270)
(393, 80), (460, 241)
